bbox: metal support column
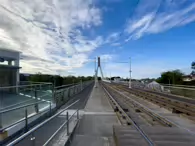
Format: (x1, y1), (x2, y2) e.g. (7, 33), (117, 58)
(34, 87), (39, 113)
(25, 108), (28, 132)
(77, 110), (79, 120)
(0, 113), (2, 129)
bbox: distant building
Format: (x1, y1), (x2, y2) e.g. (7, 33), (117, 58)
(183, 75), (195, 82)
(114, 77), (121, 82)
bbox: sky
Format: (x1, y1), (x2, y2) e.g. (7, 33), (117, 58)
(0, 0), (195, 79)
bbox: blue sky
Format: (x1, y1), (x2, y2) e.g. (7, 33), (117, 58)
(0, 0), (195, 78)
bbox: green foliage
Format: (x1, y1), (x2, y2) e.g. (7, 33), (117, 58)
(21, 73), (93, 87)
(110, 76), (120, 80)
(156, 70), (184, 84)
(139, 78), (155, 83)
(191, 61), (195, 75)
(192, 61), (195, 69)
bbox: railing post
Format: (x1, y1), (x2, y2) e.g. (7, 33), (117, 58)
(74, 84), (76, 95)
(68, 87), (70, 98)
(61, 90), (65, 103)
(31, 84), (33, 92)
(77, 110), (79, 120)
(80, 80), (83, 91)
(25, 108), (28, 132)
(49, 102), (52, 116)
(34, 87), (39, 113)
(0, 88), (2, 128)
(50, 82), (55, 105)
(67, 88), (69, 97)
(0, 113), (2, 129)
(66, 112), (69, 135)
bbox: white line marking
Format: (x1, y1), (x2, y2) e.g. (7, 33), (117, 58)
(84, 111), (115, 115)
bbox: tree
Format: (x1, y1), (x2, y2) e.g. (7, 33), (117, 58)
(191, 61), (195, 75)
(156, 70), (184, 84)
(26, 73), (93, 86)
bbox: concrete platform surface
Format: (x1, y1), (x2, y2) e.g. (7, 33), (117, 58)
(69, 83), (119, 146)
(84, 84), (113, 112)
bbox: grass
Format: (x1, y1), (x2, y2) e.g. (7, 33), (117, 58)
(169, 88), (195, 99)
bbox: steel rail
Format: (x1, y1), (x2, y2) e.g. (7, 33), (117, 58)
(129, 88), (195, 114)
(111, 83), (195, 135)
(110, 85), (173, 127)
(102, 84), (154, 146)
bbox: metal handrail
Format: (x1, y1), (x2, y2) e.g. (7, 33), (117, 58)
(43, 110), (79, 146)
(0, 99), (35, 110)
(0, 106), (51, 132)
(0, 83), (52, 89)
(160, 83), (195, 88)
(7, 100), (79, 146)
(0, 81), (92, 139)
(0, 100), (49, 114)
(162, 85), (195, 91)
(20, 81), (53, 85)
(54, 81), (92, 90)
(54, 83), (79, 89)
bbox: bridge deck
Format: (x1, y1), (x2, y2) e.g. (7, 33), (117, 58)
(70, 83), (120, 146)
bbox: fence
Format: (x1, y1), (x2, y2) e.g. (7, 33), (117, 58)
(163, 85), (195, 99)
(6, 100), (80, 146)
(0, 80), (93, 137)
(54, 81), (93, 108)
(0, 82), (53, 130)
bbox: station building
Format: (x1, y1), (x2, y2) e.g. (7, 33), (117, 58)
(0, 48), (21, 87)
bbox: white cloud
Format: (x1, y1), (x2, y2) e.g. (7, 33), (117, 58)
(103, 59), (189, 79)
(105, 32), (120, 43)
(0, 0), (102, 75)
(100, 54), (113, 62)
(111, 42), (121, 46)
(125, 0), (195, 40)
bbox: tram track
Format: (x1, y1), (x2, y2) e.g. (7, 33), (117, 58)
(101, 83), (154, 146)
(102, 82), (174, 127)
(100, 82), (185, 146)
(114, 83), (195, 118)
(100, 82), (195, 145)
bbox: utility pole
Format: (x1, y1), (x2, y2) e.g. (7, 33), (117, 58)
(129, 57), (132, 88)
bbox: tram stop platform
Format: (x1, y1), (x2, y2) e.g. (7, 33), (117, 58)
(69, 83), (120, 146)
